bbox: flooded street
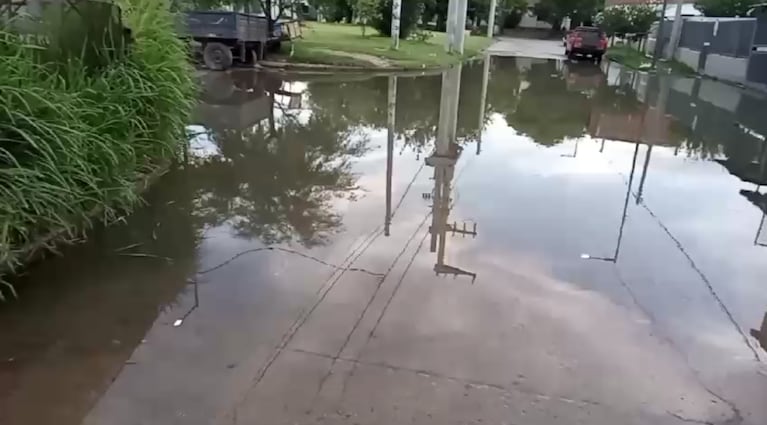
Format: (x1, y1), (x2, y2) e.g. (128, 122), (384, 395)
(2, 56), (767, 425)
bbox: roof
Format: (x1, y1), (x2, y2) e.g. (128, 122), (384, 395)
(659, 3), (704, 17)
(604, 1), (704, 17)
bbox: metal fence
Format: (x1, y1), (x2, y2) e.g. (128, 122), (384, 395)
(679, 18), (756, 58)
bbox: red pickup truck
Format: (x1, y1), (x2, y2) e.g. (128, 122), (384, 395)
(565, 26), (608, 63)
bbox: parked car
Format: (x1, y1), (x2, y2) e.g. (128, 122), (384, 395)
(565, 26), (608, 63)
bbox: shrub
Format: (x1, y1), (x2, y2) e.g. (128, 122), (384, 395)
(0, 0), (195, 284)
(503, 10), (523, 29)
(595, 4), (657, 37)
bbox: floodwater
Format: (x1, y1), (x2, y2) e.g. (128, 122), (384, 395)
(2, 57), (767, 425)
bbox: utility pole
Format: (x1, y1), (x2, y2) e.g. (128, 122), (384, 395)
(455, 0), (468, 54)
(487, 0), (498, 38)
(445, 0), (468, 53)
(652, 0), (670, 68)
(445, 0), (456, 52)
(391, 0), (402, 49)
(666, 0), (684, 60)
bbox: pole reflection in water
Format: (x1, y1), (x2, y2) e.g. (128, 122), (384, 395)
(385, 76), (397, 237)
(476, 54), (490, 156)
(582, 143), (640, 263)
(751, 311), (767, 353)
(636, 77), (670, 204)
(424, 64), (477, 281)
(757, 212), (767, 247)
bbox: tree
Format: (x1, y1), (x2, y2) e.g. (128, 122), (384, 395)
(595, 4), (654, 37)
(422, 0), (449, 31)
(594, 6), (631, 37)
(533, 0), (603, 30)
(354, 0), (379, 35)
(501, 61), (591, 146)
(695, 0), (759, 17)
(502, 0), (528, 29)
(624, 4), (656, 34)
(372, 0), (422, 38)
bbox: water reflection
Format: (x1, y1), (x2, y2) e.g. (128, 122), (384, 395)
(488, 57), (767, 250)
(305, 63), (488, 156)
(189, 70), (368, 247)
(0, 176), (198, 425)
(5, 56), (767, 425)
(424, 65), (478, 281)
(752, 311), (767, 353)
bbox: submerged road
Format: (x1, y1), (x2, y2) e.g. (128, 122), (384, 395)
(2, 50), (767, 425)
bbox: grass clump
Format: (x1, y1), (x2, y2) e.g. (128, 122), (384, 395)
(607, 44), (696, 76)
(281, 22), (491, 69)
(0, 0), (195, 287)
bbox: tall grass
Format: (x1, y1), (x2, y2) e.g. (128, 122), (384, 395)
(0, 0), (195, 293)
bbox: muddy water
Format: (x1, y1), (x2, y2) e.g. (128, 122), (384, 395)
(2, 58), (767, 425)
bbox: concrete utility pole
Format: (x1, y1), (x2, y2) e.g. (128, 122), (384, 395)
(652, 0), (670, 68)
(445, 0), (468, 53)
(666, 0), (685, 60)
(487, 0), (498, 38)
(455, 0), (468, 54)
(445, 0), (456, 52)
(391, 0), (402, 49)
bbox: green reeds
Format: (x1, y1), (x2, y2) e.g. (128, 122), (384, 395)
(0, 0), (194, 293)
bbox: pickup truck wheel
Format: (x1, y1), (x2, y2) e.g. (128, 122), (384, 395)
(203, 42), (233, 71)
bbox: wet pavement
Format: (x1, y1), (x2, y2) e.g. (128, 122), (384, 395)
(2, 57), (767, 425)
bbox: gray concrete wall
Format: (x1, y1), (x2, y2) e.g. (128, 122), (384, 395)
(704, 53), (748, 83)
(675, 47), (700, 70)
(678, 18), (755, 58)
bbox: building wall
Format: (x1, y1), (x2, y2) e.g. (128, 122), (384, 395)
(671, 18), (758, 85)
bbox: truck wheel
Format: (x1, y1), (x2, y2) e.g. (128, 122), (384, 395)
(203, 42), (233, 71)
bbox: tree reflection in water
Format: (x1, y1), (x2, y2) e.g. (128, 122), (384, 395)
(191, 71), (370, 247)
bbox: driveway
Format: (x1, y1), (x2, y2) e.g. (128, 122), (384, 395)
(488, 37), (565, 60)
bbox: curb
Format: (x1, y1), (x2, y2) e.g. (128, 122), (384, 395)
(257, 60), (427, 73)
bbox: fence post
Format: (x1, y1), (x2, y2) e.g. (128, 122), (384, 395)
(697, 23), (715, 74)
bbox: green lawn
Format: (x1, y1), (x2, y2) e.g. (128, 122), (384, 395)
(279, 22), (491, 68)
(607, 45), (695, 76)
